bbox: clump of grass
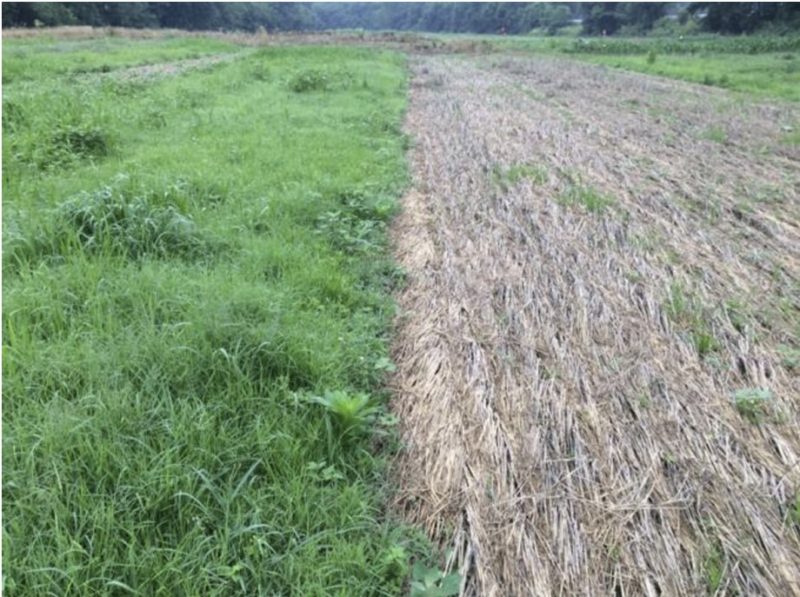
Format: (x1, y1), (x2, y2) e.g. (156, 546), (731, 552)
(663, 283), (720, 359)
(732, 387), (772, 423)
(693, 331), (718, 358)
(665, 282), (691, 321)
(36, 123), (112, 169)
(54, 125), (109, 156)
(249, 61), (271, 81)
(288, 67), (355, 93)
(61, 187), (205, 256)
(289, 69), (330, 92)
(315, 209), (386, 254)
(778, 345), (800, 371)
(704, 540), (725, 593)
(6, 184), (218, 270)
(310, 390), (380, 438)
(506, 164), (547, 184)
(789, 493), (800, 526)
(491, 163), (548, 191)
(313, 188), (397, 256)
(334, 187), (398, 222)
(2, 99), (27, 132)
(723, 299), (751, 335)
(558, 183), (615, 213)
(381, 545), (411, 587)
(702, 126), (728, 144)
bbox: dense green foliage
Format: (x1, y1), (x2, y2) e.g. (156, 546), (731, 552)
(312, 3), (580, 35)
(1, 2), (316, 31)
(689, 2), (800, 34)
(579, 3), (800, 36)
(580, 3), (668, 35)
(3, 39), (431, 595)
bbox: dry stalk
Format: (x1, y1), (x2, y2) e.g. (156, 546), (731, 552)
(391, 55), (800, 596)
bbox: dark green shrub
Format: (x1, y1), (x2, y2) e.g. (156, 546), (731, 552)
(2, 100), (27, 132)
(31, 124), (113, 169)
(52, 125), (110, 159)
(288, 69), (330, 93)
(288, 68), (354, 93)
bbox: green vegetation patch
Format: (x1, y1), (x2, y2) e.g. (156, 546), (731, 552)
(789, 493), (800, 526)
(491, 162), (548, 192)
(732, 387), (773, 423)
(558, 183), (615, 213)
(701, 125), (728, 144)
(410, 562), (461, 596)
(3, 42), (431, 595)
(778, 345), (800, 371)
(704, 539), (725, 593)
(663, 283), (720, 360)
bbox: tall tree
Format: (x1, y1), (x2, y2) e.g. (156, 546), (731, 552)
(689, 2), (800, 34)
(581, 3), (667, 35)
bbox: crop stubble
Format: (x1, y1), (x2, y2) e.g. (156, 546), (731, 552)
(390, 55), (800, 595)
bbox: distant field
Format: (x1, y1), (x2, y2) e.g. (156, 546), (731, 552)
(564, 36), (800, 102)
(578, 52), (800, 102)
(429, 32), (800, 102)
(5, 26), (799, 101)
(2, 37), (430, 595)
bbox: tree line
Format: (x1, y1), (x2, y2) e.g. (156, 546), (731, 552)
(3, 3), (799, 35)
(1, 3), (316, 32)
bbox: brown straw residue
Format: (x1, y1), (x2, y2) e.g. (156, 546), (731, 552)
(390, 55), (800, 596)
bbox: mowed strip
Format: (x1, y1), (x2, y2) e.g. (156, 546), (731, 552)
(391, 55), (800, 595)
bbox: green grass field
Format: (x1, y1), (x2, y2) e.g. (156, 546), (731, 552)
(3, 39), (430, 595)
(2, 36), (240, 83)
(576, 46), (800, 102)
